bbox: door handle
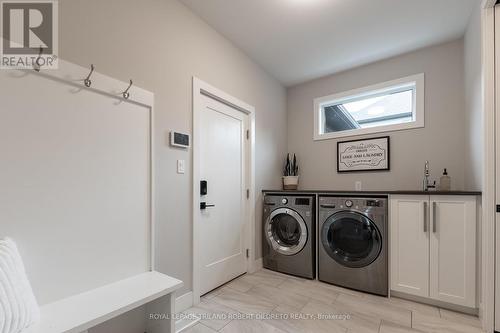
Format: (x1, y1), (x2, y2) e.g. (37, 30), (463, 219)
(423, 201), (428, 233)
(432, 202), (437, 233)
(200, 202), (215, 210)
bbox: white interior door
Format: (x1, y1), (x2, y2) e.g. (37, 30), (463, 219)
(198, 94), (248, 295)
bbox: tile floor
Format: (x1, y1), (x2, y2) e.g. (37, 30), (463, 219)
(182, 269), (484, 333)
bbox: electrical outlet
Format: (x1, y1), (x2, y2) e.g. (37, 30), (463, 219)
(355, 181), (362, 191)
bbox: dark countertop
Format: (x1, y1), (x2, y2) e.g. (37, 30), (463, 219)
(262, 189), (482, 196)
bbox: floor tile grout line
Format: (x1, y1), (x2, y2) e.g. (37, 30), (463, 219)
(214, 317), (232, 332)
(197, 321), (217, 332)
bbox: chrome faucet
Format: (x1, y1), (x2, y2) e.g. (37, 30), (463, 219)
(423, 161), (436, 191)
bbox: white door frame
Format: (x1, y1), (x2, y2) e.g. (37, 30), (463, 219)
(192, 77), (256, 305)
(482, 0), (495, 332)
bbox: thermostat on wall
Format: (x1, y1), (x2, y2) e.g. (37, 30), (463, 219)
(170, 131), (190, 148)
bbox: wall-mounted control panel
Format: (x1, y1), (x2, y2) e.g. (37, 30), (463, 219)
(170, 131), (190, 148)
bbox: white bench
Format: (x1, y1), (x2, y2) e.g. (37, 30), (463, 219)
(23, 271), (183, 333)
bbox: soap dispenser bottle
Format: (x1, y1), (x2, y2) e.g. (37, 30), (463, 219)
(439, 168), (451, 191)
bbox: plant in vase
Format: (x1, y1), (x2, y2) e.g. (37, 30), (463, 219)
(283, 153), (299, 190)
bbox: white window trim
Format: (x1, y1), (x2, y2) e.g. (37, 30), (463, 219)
(313, 73), (425, 140)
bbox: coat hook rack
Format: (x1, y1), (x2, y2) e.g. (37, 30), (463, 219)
(122, 79), (133, 99)
(33, 46), (44, 72)
(84, 64), (95, 87)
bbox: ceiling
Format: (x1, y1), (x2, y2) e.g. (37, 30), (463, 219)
(181, 0), (478, 86)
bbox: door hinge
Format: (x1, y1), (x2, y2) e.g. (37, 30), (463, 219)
(246, 189), (250, 199)
(246, 130), (249, 140)
(496, 205), (500, 213)
(246, 249), (250, 258)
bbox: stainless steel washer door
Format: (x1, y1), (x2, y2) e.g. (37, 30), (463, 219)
(321, 210), (382, 268)
(266, 208), (307, 256)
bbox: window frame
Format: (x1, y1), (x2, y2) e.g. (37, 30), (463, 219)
(313, 73), (425, 140)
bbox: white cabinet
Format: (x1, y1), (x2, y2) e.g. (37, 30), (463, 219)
(390, 196), (429, 297)
(429, 196), (476, 306)
(390, 195), (477, 308)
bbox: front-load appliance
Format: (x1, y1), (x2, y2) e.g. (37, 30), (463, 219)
(318, 195), (388, 296)
(263, 194), (315, 279)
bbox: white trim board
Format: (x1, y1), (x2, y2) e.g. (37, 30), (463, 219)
(250, 258), (263, 274)
(174, 291), (199, 332)
(482, 3), (495, 333)
(390, 291), (478, 316)
(191, 77), (256, 305)
(175, 291), (194, 313)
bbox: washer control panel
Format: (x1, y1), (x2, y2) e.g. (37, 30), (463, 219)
(366, 199), (382, 207)
(263, 195), (314, 211)
(319, 196), (387, 212)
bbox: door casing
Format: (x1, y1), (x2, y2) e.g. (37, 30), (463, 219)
(192, 77), (256, 305)
(482, 1), (495, 332)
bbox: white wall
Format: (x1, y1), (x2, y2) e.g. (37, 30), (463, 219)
(287, 40), (466, 191)
(59, 0), (286, 294)
(464, 4), (483, 191)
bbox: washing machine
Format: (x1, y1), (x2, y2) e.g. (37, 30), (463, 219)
(318, 195), (388, 296)
(262, 194), (315, 279)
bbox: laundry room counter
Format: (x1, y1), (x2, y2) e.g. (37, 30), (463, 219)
(262, 190), (482, 196)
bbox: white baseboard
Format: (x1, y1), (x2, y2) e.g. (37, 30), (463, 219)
(174, 291), (199, 332)
(175, 315), (200, 333)
(175, 259), (262, 316)
(390, 290), (478, 315)
(175, 291), (193, 313)
(250, 258), (263, 273)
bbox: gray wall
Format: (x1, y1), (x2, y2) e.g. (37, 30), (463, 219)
(464, 4), (483, 191)
(287, 40), (466, 191)
(59, 0), (287, 295)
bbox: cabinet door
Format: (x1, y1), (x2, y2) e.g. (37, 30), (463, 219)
(390, 195), (430, 297)
(430, 195), (476, 307)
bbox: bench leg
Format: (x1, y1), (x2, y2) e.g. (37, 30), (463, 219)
(146, 293), (176, 333)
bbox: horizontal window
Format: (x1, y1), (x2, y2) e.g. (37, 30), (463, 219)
(313, 74), (424, 140)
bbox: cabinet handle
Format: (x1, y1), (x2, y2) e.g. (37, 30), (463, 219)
(423, 201), (428, 233)
(432, 202), (437, 233)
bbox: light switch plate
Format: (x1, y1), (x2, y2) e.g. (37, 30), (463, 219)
(177, 160), (185, 174)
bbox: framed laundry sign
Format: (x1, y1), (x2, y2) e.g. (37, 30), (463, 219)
(337, 136), (390, 172)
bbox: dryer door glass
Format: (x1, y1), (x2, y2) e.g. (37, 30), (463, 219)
(266, 208), (308, 256)
(322, 211), (382, 268)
